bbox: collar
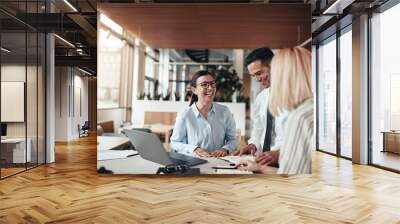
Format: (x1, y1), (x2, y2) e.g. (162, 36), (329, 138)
(191, 102), (215, 118)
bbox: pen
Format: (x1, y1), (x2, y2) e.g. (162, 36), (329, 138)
(126, 153), (138, 157)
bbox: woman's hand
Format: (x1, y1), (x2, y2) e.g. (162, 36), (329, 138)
(236, 160), (262, 173)
(194, 148), (212, 157)
(211, 149), (228, 157)
(236, 160), (278, 174)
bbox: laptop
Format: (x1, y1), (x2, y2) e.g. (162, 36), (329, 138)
(124, 129), (207, 166)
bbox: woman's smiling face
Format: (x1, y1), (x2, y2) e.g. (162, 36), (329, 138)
(192, 74), (216, 104)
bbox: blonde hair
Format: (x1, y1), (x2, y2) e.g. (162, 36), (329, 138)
(268, 47), (313, 117)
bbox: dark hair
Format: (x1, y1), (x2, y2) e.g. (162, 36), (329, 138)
(189, 70), (216, 106)
(245, 47), (274, 67)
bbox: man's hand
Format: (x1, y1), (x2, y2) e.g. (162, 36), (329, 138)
(211, 149), (229, 157)
(233, 144), (257, 156)
(194, 148), (212, 157)
(255, 150), (280, 165)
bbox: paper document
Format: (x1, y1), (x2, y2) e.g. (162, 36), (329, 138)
(98, 150), (138, 161)
(219, 155), (256, 164)
(214, 169), (253, 174)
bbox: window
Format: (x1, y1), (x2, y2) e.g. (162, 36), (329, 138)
(145, 47), (156, 98)
(371, 2), (400, 171)
(97, 28), (123, 109)
(339, 28), (352, 158)
(390, 75), (400, 129)
(317, 36), (337, 154)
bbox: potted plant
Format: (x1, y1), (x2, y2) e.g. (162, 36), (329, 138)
(214, 68), (243, 102)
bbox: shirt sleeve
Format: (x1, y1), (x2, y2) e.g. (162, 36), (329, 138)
(247, 93), (265, 151)
(221, 110), (238, 153)
(170, 113), (199, 154)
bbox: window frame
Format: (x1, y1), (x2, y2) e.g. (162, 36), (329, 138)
(314, 22), (353, 161)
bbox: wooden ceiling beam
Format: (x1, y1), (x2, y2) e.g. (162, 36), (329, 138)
(98, 3), (311, 49)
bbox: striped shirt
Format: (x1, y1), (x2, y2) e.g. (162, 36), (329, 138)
(278, 98), (314, 175)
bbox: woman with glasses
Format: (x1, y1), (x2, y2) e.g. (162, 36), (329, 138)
(237, 47), (314, 175)
(170, 70), (238, 157)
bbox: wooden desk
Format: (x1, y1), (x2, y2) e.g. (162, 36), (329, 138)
(382, 131), (400, 154)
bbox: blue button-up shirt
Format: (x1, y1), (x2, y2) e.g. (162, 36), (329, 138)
(170, 103), (238, 155)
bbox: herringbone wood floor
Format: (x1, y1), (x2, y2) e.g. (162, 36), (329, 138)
(1, 136), (400, 223)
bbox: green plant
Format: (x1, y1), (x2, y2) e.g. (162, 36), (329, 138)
(174, 92), (181, 101)
(214, 68), (243, 102)
(153, 94), (161, 100)
(162, 91), (171, 101)
(138, 92), (146, 100)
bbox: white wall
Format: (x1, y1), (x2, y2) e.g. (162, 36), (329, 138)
(1, 66), (26, 136)
(54, 67), (89, 141)
(72, 74), (89, 137)
(55, 67), (69, 141)
(131, 100), (246, 136)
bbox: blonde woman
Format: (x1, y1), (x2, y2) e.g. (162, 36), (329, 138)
(237, 47), (314, 175)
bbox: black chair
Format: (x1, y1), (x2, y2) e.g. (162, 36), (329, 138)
(79, 121), (90, 138)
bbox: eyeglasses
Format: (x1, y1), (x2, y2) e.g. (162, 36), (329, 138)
(197, 81), (216, 89)
(251, 72), (262, 78)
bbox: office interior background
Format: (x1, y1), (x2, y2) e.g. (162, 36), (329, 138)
(0, 0), (400, 222)
(0, 0), (97, 179)
(0, 0), (399, 176)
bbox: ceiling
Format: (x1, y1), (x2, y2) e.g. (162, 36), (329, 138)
(99, 0), (309, 3)
(0, 0), (97, 74)
(98, 3), (311, 49)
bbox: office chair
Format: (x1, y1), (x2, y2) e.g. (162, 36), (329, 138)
(79, 121), (90, 138)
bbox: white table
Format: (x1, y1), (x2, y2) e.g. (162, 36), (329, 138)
(1, 138), (31, 163)
(97, 155), (253, 174)
(97, 136), (135, 161)
(97, 135), (254, 174)
(97, 136), (130, 151)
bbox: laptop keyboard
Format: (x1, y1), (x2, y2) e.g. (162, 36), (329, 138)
(169, 152), (206, 165)
(170, 158), (188, 165)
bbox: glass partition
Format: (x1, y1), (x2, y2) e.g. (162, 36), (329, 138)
(27, 30), (38, 169)
(0, 1), (46, 179)
(1, 30), (28, 177)
(38, 32), (46, 165)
